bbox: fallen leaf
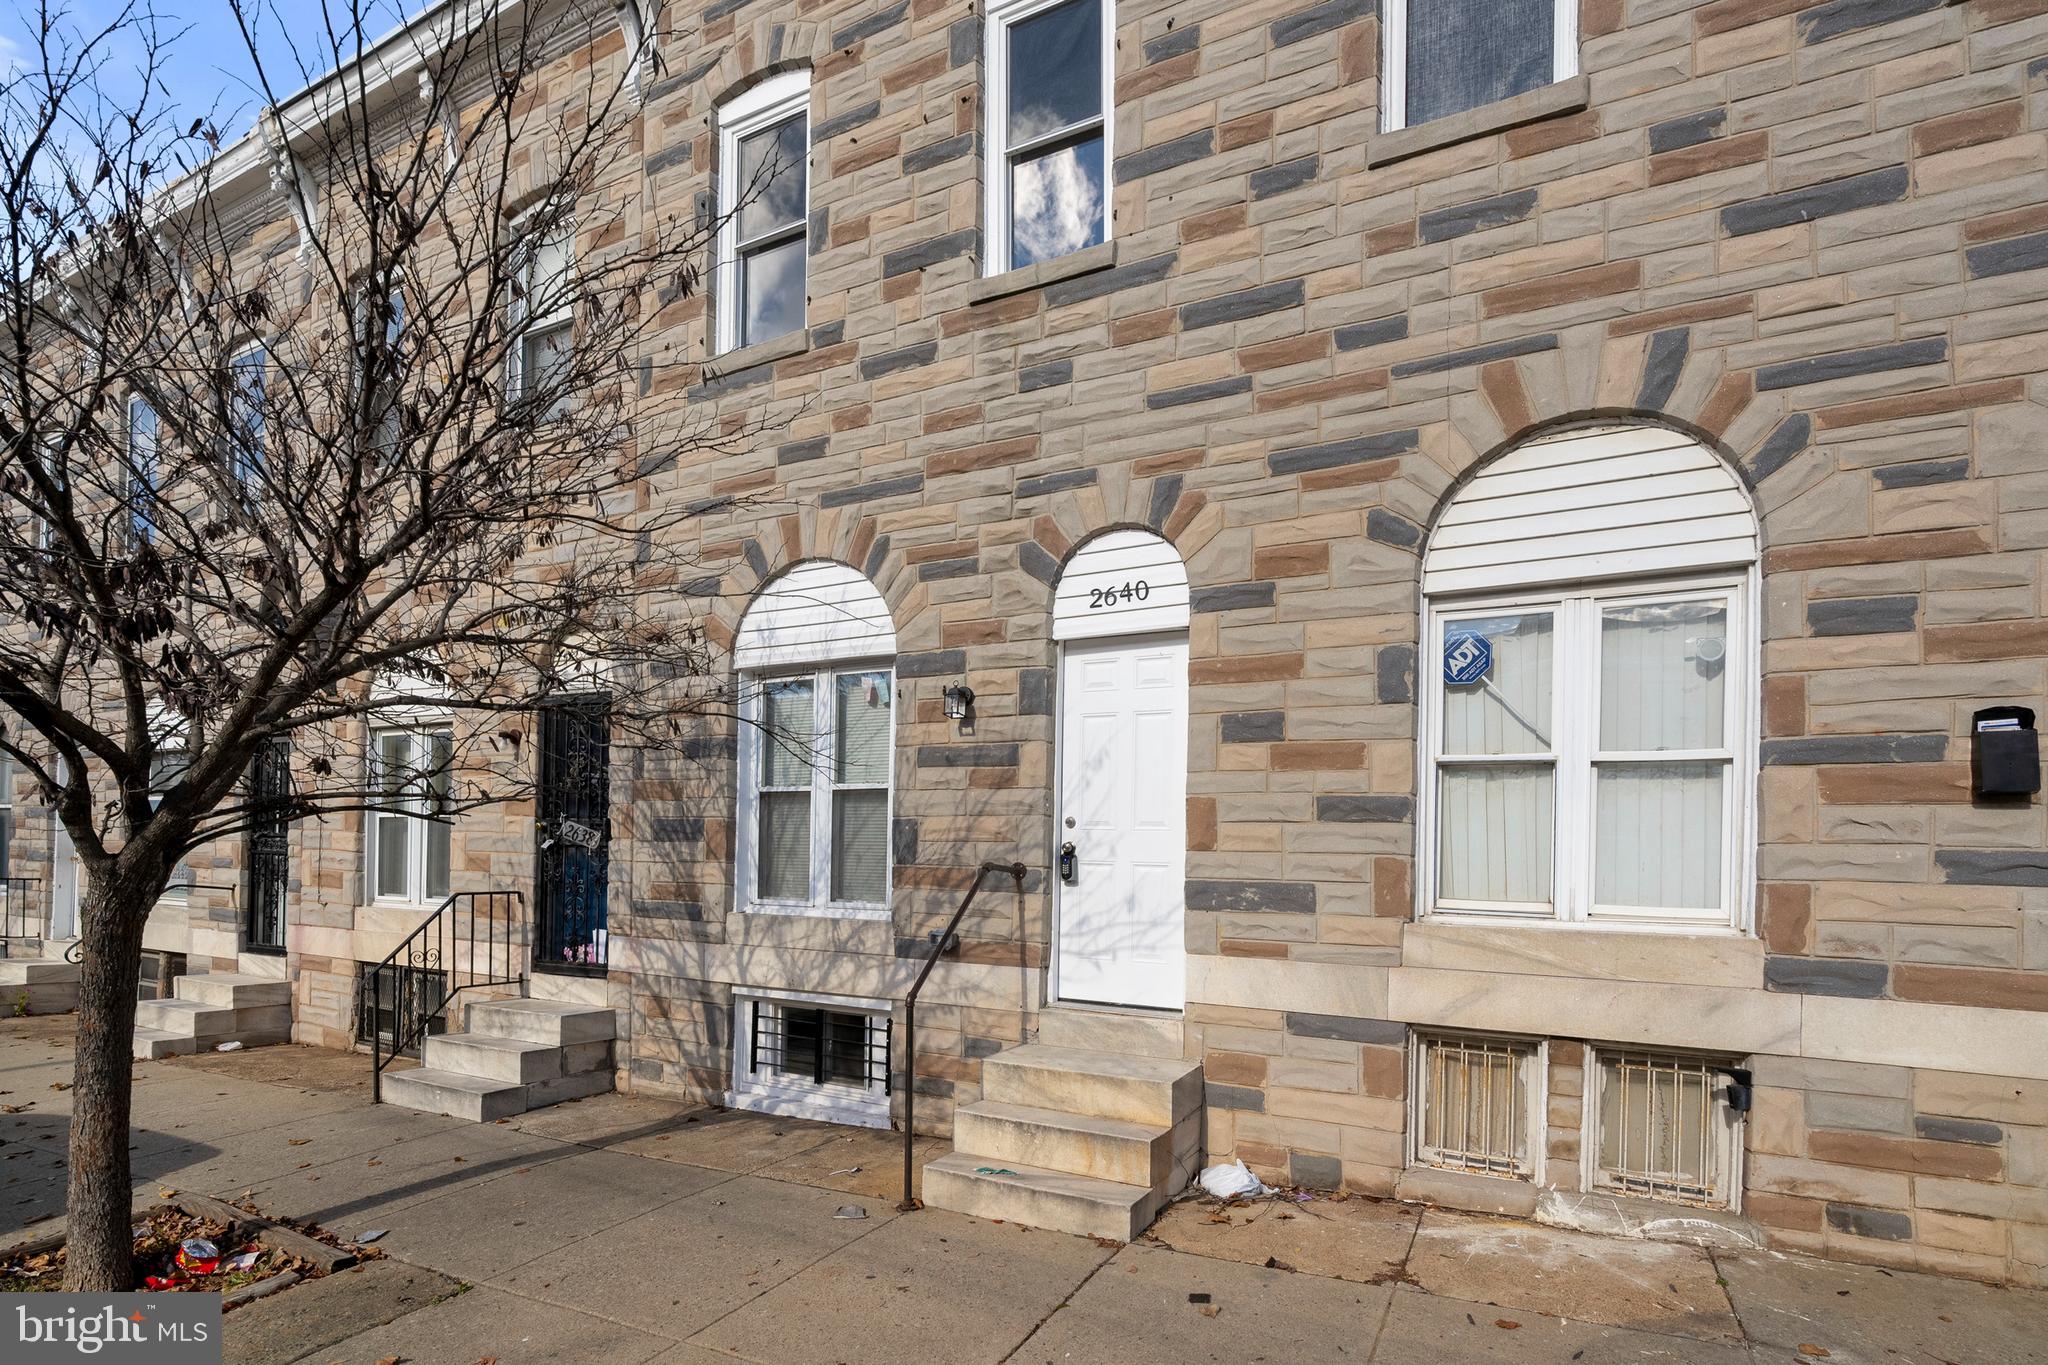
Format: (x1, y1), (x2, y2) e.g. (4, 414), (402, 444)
(1197, 1305), (1220, 1319)
(49, 1082), (70, 1091)
(1797, 1347), (1830, 1359)
(286, 1138), (310, 1146)
(1495, 1320), (1521, 1330)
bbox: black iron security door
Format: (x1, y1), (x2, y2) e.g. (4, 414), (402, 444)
(535, 698), (611, 972)
(244, 738), (291, 953)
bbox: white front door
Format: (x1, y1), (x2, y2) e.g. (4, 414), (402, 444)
(1054, 632), (1188, 1011)
(50, 819), (79, 941)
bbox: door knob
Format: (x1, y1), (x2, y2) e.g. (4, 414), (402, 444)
(1058, 842), (1077, 884)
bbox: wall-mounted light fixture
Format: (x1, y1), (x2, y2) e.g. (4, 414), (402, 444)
(942, 682), (975, 722)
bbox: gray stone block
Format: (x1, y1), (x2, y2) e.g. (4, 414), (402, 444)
(1872, 457), (1968, 489)
(1755, 338), (1946, 391)
(881, 228), (979, 278)
(1147, 473), (1185, 530)
(1185, 880), (1317, 914)
(811, 100), (880, 143)
(1367, 508), (1423, 550)
(1221, 711), (1285, 743)
(1649, 108), (1725, 153)
(1825, 1203), (1913, 1241)
(1936, 851), (2048, 887)
(1269, 428), (1419, 475)
(1018, 467), (1096, 498)
(1392, 333), (1558, 378)
(903, 132), (977, 174)
(1143, 25), (1200, 62)
(1146, 375), (1252, 409)
(819, 473), (923, 508)
(1722, 165), (1909, 236)
(1315, 795), (1415, 823)
(1180, 279), (1305, 330)
(1251, 155), (1320, 200)
(1113, 130), (1213, 183)
(1270, 0), (1372, 47)
(1764, 956), (1890, 998)
(1285, 1012), (1407, 1045)
(1808, 595), (1918, 637)
(1206, 1082), (1266, 1112)
(897, 648), (967, 678)
(1636, 328), (1690, 410)
(860, 340), (939, 380)
(1746, 413), (1812, 483)
(1191, 582), (1277, 613)
(1799, 0), (1942, 45)
(1019, 358), (1073, 392)
(1760, 734), (1948, 764)
(777, 436), (830, 465)
(916, 743), (1021, 768)
(1915, 1114), (2004, 1145)
(1290, 1153), (1343, 1190)
(1376, 644), (1416, 705)
(1419, 189), (1539, 243)
(1045, 251), (1177, 306)
(1965, 231), (2048, 280)
(831, 1), (908, 49)
(1335, 314), (1409, 350)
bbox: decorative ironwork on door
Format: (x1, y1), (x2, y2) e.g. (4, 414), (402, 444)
(245, 738), (291, 953)
(535, 698), (611, 971)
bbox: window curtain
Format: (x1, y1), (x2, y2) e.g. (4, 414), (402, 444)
(757, 679), (814, 900)
(1438, 612), (1553, 905)
(831, 671), (890, 903)
(1405, 0), (1554, 127)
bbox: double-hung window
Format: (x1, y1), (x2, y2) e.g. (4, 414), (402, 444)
(1423, 578), (1748, 929)
(1381, 0), (1577, 132)
(509, 216), (574, 412)
(368, 725), (452, 905)
(148, 748), (195, 901)
(356, 279), (405, 457)
(985, 0), (1111, 274)
(126, 396), (158, 543)
(716, 73), (809, 353)
(745, 666), (893, 913)
(229, 344), (266, 488)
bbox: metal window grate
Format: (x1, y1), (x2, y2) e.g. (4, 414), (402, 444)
(1417, 1033), (1535, 1179)
(1595, 1049), (1729, 1206)
(357, 962), (449, 1054)
(751, 1002), (889, 1092)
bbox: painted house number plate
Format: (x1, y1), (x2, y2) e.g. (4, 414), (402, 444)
(556, 819), (603, 849)
(1443, 630), (1492, 686)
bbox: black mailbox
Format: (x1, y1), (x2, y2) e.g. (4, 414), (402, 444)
(1973, 706), (2040, 798)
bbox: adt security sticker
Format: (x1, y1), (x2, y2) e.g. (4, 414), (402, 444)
(1442, 630), (1492, 686)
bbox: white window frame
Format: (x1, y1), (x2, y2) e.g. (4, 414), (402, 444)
(982, 0), (1116, 277)
(728, 987), (892, 1128)
(126, 394), (158, 543)
(1417, 570), (1756, 934)
(736, 663), (895, 920)
(0, 752), (10, 883)
(229, 342), (267, 488)
(714, 71), (811, 355)
(507, 211), (575, 407)
(366, 722), (453, 908)
(1585, 1045), (1743, 1211)
(354, 275), (406, 456)
(1380, 0), (1578, 133)
(1409, 1031), (1546, 1183)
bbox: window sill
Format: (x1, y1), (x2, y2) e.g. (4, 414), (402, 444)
(704, 328), (807, 380)
(728, 1080), (891, 1129)
(1367, 75), (1591, 167)
(967, 240), (1119, 305)
(739, 901), (892, 923)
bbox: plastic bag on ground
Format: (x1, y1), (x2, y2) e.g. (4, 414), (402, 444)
(1198, 1159), (1269, 1200)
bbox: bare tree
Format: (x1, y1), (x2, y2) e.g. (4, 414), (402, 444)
(0, 0), (770, 1288)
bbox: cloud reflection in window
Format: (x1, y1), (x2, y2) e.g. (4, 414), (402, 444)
(1010, 134), (1104, 270)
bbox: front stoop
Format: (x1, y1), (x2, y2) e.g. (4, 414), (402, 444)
(132, 974), (291, 1059)
(0, 956), (80, 1015)
(924, 1027), (1203, 1243)
(379, 998), (615, 1122)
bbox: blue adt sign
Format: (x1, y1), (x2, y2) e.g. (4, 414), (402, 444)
(1443, 630), (1492, 686)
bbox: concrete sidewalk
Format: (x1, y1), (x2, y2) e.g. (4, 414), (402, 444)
(5, 1015), (2046, 1364)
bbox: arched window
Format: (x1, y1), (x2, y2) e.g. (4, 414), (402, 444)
(734, 562), (897, 916)
(1418, 424), (1759, 931)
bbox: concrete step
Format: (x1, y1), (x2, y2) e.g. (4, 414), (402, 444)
(980, 1045), (1203, 1129)
(921, 1152), (1164, 1243)
(134, 999), (292, 1038)
(380, 1067), (528, 1123)
(175, 973), (291, 1009)
(953, 1100), (1171, 1188)
(1036, 1008), (1185, 1060)
(133, 1028), (192, 1060)
(0, 958), (78, 986)
(423, 1033), (563, 1086)
(466, 998), (615, 1047)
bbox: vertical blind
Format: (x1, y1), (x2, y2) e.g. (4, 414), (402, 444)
(1438, 612), (1554, 906)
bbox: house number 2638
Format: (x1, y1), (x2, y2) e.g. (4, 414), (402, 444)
(1088, 580), (1151, 609)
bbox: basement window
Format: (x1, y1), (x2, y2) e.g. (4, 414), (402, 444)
(137, 951), (187, 1003)
(1591, 1048), (1740, 1208)
(1412, 1032), (1541, 1180)
(355, 962), (448, 1055)
(730, 990), (891, 1129)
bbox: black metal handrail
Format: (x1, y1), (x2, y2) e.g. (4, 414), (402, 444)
(1, 877), (46, 944)
(898, 860), (1027, 1211)
(370, 890), (526, 1102)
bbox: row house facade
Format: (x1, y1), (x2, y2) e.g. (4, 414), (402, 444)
(8, 0), (2048, 1287)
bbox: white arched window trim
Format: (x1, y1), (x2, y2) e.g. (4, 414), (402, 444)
(734, 562), (898, 921)
(1416, 424), (1760, 935)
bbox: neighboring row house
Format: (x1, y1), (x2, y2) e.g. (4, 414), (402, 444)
(7, 0), (2047, 1287)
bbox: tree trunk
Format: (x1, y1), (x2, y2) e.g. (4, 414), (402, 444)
(61, 873), (155, 1291)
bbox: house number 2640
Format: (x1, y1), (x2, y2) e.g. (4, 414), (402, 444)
(1087, 580), (1151, 609)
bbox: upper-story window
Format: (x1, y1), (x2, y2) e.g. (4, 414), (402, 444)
(355, 278), (405, 457)
(509, 216), (574, 412)
(985, 0), (1111, 274)
(126, 395), (158, 543)
(1381, 0), (1577, 132)
(734, 562), (899, 918)
(716, 73), (809, 353)
(229, 344), (266, 488)
(1418, 426), (1758, 933)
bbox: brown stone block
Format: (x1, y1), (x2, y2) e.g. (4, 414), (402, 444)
(1894, 964), (2048, 1013)
(1696, 0), (1812, 38)
(1118, 51), (1198, 102)
(1762, 882), (1814, 955)
(1135, 447), (1204, 476)
(1253, 543), (1332, 579)
(1926, 621), (2048, 664)
(1808, 1130), (2005, 1181)
(883, 52), (949, 97)
(1815, 763), (1971, 804)
(1650, 130), (1769, 186)
(1300, 457), (1402, 493)
(1362, 1044), (1406, 1098)
(1256, 369), (1389, 412)
(1183, 203), (1249, 244)
(1763, 675), (1806, 737)
(1765, 529), (1994, 573)
(1812, 379), (2027, 431)
(1189, 795), (1218, 852)
(778, 339), (859, 376)
(1479, 358), (1535, 435)
(1111, 308), (1176, 345)
(1695, 369), (1755, 437)
(1914, 103), (2025, 158)
(1746, 1190), (1828, 1233)
(833, 403), (872, 432)
(1610, 294), (1753, 338)
(1481, 260), (1642, 318)
(926, 435), (1040, 478)
(942, 290), (1041, 336)
(1581, 0), (1625, 36)
(1221, 938), (1291, 959)
(1164, 489), (1207, 541)
(942, 619), (1006, 647)
(1372, 856), (1411, 918)
(1218, 111), (1275, 153)
(830, 215), (873, 248)
(923, 403), (982, 434)
(1507, 108), (1600, 158)
(1241, 333), (1333, 371)
(1962, 204), (2048, 244)
(1366, 221), (1416, 255)
(1270, 741), (1367, 771)
(905, 538), (981, 565)
(1206, 1050), (1269, 1086)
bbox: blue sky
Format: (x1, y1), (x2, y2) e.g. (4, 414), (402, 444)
(4, 3), (419, 140)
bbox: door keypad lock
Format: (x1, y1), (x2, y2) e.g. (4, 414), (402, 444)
(1058, 842), (1077, 884)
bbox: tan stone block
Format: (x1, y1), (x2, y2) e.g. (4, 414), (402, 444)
(1752, 1086), (1807, 1157)
(1915, 1072), (2048, 1126)
(1748, 1154), (1912, 1207)
(1807, 1130), (2004, 1181)
(1917, 1208), (2010, 1257)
